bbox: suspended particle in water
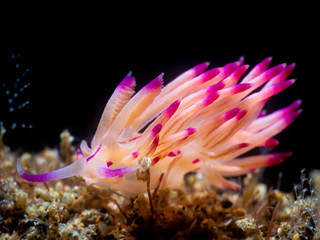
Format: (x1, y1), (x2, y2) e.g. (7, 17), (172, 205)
(0, 53), (33, 131)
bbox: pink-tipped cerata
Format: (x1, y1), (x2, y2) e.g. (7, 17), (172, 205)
(18, 57), (301, 197)
(224, 108), (240, 121)
(165, 100), (180, 118)
(231, 83), (251, 94)
(264, 138), (279, 147)
(145, 74), (164, 91)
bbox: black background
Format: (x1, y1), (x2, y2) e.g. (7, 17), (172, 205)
(0, 4), (318, 190)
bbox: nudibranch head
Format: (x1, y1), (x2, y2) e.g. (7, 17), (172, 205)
(18, 57), (301, 196)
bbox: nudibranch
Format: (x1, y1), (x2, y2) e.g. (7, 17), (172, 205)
(18, 57), (301, 196)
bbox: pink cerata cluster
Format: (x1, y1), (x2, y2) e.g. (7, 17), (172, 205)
(18, 57), (301, 196)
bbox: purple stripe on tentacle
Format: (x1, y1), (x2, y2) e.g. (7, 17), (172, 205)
(98, 165), (139, 178)
(17, 157), (86, 182)
(129, 136), (141, 142)
(119, 136), (141, 144)
(86, 144), (101, 163)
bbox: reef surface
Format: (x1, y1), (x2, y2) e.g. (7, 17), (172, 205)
(1, 129), (319, 240)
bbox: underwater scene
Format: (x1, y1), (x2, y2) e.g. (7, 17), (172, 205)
(0, 8), (318, 237)
(0, 48), (319, 240)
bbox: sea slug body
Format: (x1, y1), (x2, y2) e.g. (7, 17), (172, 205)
(18, 57), (301, 196)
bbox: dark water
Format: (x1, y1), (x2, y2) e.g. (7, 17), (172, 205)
(1, 15), (318, 191)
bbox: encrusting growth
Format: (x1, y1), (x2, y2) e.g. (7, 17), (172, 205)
(18, 57), (301, 196)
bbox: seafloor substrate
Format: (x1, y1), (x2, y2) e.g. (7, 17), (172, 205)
(0, 130), (319, 240)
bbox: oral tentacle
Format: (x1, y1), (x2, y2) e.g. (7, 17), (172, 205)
(17, 157), (86, 182)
